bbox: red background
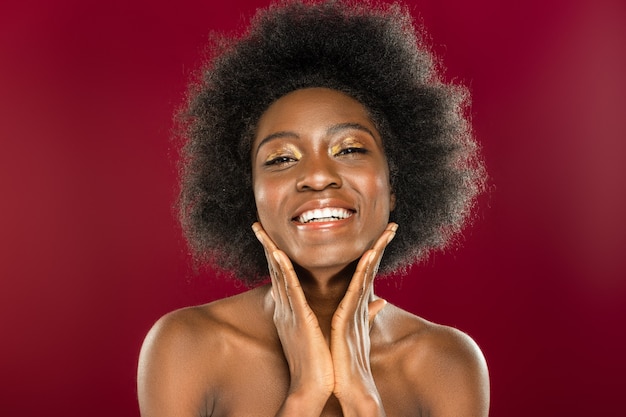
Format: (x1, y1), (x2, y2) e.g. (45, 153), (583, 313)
(1, 0), (625, 415)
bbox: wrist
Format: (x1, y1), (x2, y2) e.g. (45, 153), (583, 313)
(339, 392), (386, 417)
(276, 389), (331, 417)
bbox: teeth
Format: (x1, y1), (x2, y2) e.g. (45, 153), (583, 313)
(297, 207), (352, 224)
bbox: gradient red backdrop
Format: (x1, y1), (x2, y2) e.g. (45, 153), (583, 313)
(1, 0), (625, 415)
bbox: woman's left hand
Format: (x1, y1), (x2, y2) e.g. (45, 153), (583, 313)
(330, 222), (397, 415)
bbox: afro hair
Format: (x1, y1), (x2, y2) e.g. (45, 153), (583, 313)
(176, 0), (485, 285)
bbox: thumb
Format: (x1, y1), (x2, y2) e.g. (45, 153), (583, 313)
(368, 298), (387, 326)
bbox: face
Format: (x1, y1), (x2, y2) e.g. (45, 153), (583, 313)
(252, 88), (395, 276)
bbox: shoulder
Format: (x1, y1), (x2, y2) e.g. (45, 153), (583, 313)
(139, 305), (216, 368)
(137, 287), (270, 417)
(140, 286), (271, 362)
(137, 305), (220, 417)
(378, 305), (490, 417)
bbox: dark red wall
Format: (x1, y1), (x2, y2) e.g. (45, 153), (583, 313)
(1, 0), (625, 415)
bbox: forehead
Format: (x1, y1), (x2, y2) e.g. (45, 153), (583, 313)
(254, 87), (379, 143)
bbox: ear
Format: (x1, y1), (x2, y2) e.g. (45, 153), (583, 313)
(389, 192), (396, 212)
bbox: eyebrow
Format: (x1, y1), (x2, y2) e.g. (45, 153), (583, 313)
(254, 122), (377, 157)
(326, 122), (376, 139)
(255, 131), (300, 156)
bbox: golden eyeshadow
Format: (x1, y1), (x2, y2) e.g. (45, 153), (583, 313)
(265, 145), (302, 162)
(330, 137), (365, 155)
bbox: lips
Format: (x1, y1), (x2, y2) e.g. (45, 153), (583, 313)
(295, 207), (354, 224)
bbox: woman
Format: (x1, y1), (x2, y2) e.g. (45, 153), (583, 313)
(138, 1), (489, 416)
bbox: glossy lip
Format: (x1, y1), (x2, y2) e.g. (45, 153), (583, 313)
(291, 198), (356, 226)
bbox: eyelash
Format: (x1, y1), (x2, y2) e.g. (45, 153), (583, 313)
(263, 146), (368, 166)
(336, 147), (368, 156)
(264, 156), (297, 166)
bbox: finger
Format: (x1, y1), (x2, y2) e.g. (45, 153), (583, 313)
(271, 250), (290, 309)
(340, 250), (377, 312)
(352, 250), (376, 287)
(364, 222), (398, 286)
(251, 223), (279, 279)
(369, 222), (398, 258)
(263, 250), (284, 311)
(268, 255), (290, 316)
(252, 222), (279, 253)
(349, 222), (397, 283)
(272, 250), (309, 314)
(343, 224), (398, 312)
(251, 224), (306, 314)
(252, 223), (287, 308)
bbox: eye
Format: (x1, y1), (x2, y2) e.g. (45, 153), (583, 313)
(264, 155), (298, 166)
(336, 147), (368, 156)
(331, 136), (370, 158)
(260, 144), (303, 169)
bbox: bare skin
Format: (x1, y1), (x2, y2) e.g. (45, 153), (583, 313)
(137, 267), (489, 416)
(137, 88), (489, 416)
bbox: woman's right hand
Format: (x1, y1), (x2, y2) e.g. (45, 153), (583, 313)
(252, 223), (334, 415)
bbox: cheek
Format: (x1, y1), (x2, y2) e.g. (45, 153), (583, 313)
(253, 182), (270, 218)
(253, 178), (283, 226)
(359, 170), (392, 202)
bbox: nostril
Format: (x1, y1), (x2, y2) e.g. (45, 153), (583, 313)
(296, 176), (342, 191)
(295, 162), (342, 191)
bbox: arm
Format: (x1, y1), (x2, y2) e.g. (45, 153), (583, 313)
(137, 311), (213, 417)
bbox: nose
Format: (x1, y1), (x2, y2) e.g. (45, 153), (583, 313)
(295, 154), (342, 191)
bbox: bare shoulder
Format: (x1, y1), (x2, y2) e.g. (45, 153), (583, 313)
(139, 303), (219, 374)
(138, 287), (270, 417)
(375, 304), (490, 417)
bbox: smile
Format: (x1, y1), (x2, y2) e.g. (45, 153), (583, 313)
(295, 207), (354, 224)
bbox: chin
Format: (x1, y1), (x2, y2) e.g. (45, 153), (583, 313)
(291, 248), (363, 277)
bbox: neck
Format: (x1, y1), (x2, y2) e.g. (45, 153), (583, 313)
(295, 261), (353, 301)
(292, 261), (375, 340)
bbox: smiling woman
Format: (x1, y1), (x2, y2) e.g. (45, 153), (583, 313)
(137, 1), (488, 416)
(252, 88), (395, 278)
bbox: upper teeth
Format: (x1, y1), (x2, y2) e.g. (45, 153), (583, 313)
(297, 207), (352, 224)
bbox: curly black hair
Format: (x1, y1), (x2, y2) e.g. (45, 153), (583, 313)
(176, 0), (485, 285)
